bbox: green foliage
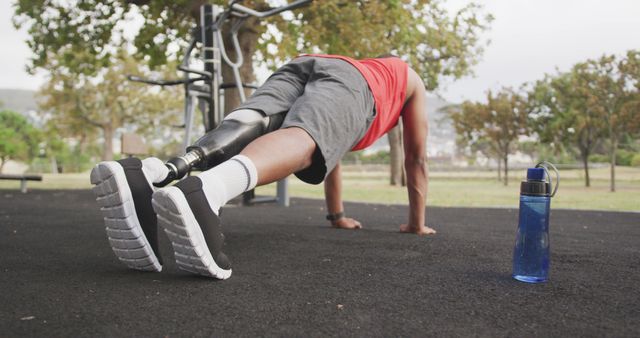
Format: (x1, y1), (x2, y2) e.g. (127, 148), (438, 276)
(364, 151), (391, 164)
(525, 50), (640, 189)
(527, 72), (604, 159)
(30, 140), (98, 173)
(588, 151), (640, 166)
(578, 54), (639, 149)
(341, 151), (362, 164)
(268, 0), (493, 90)
(343, 150), (391, 165)
(615, 150), (636, 166)
(14, 0), (493, 174)
(521, 141), (577, 164)
(38, 51), (183, 161)
(631, 154), (640, 167)
(589, 154), (609, 163)
(620, 134), (640, 152)
(13, 0), (121, 75)
(15, 0), (492, 91)
(0, 110), (41, 172)
(12, 0), (216, 73)
(446, 88), (529, 184)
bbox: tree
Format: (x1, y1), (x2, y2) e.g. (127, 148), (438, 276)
(443, 102), (503, 181)
(387, 124), (406, 186)
(0, 110), (40, 173)
(527, 52), (640, 190)
(448, 88), (529, 186)
(526, 71), (604, 187)
(38, 51), (183, 161)
(271, 1), (493, 186)
(574, 52), (640, 192)
(15, 0), (492, 180)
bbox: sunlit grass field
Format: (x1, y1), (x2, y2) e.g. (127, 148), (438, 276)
(257, 166), (640, 212)
(1, 166), (638, 212)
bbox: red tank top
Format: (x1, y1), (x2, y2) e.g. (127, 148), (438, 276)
(301, 54), (408, 150)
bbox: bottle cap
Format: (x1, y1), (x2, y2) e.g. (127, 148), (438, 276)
(527, 168), (546, 181)
(521, 168), (550, 196)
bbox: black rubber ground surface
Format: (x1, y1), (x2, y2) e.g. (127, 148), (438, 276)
(1, 189), (638, 337)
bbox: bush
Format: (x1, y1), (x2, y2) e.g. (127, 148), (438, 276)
(362, 150), (390, 164)
(342, 151), (363, 164)
(589, 154), (609, 163)
(589, 151), (640, 166)
(536, 145), (577, 165)
(342, 150), (391, 164)
(31, 139), (98, 173)
(631, 154), (640, 168)
(0, 110), (41, 170)
(616, 150), (635, 166)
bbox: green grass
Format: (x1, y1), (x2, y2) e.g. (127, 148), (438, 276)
(256, 166), (640, 212)
(0, 173), (94, 190)
(2, 166), (638, 212)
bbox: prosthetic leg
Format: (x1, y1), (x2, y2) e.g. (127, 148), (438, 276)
(155, 109), (285, 187)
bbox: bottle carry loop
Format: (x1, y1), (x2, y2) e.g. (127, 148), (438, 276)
(535, 161), (559, 198)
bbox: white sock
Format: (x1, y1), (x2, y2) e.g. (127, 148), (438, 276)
(141, 157), (169, 185)
(197, 155), (258, 215)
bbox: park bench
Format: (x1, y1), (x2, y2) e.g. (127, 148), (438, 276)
(0, 174), (43, 193)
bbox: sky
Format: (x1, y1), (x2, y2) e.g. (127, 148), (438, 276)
(1, 0), (639, 103)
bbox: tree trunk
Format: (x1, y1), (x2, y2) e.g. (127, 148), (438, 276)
(221, 17), (261, 115)
(50, 156), (59, 174)
(102, 125), (114, 161)
(0, 157), (5, 174)
(388, 125), (405, 186)
(609, 137), (617, 192)
(497, 157), (502, 182)
(503, 155), (509, 186)
(79, 133), (88, 154)
(581, 153), (591, 187)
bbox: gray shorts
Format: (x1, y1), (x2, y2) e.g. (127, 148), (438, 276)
(234, 56), (376, 184)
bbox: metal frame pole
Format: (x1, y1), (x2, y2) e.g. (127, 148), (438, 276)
(201, 5), (221, 131)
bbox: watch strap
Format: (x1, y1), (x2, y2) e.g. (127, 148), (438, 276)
(326, 212), (345, 222)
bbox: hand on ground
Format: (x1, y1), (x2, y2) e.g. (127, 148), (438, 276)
(332, 217), (362, 230)
(399, 224), (436, 236)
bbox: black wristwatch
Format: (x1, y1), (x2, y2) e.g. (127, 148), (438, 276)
(326, 211), (345, 222)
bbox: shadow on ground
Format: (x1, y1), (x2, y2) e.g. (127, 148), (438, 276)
(1, 189), (638, 336)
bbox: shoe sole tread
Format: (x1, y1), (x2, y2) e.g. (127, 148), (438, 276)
(91, 162), (162, 272)
(152, 187), (231, 280)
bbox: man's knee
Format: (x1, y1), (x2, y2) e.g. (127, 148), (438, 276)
(224, 108), (285, 133)
(225, 109), (265, 124)
(187, 109), (286, 170)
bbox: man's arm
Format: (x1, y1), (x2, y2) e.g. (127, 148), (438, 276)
(324, 162), (362, 229)
(399, 69), (436, 235)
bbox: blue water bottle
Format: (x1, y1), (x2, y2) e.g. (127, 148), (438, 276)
(512, 162), (559, 283)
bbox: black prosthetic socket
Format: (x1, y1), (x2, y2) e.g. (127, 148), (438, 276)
(188, 112), (285, 171)
(154, 111), (285, 187)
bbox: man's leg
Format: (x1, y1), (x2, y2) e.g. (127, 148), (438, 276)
(240, 127), (316, 185)
(156, 109), (286, 186)
(152, 127), (316, 279)
(89, 110), (285, 272)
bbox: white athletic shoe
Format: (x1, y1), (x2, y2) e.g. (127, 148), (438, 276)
(90, 158), (163, 272)
(152, 176), (232, 279)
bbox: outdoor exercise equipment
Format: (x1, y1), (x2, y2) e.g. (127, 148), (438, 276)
(0, 174), (42, 193)
(130, 0), (312, 205)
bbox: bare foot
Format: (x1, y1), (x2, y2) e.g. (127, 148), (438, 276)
(399, 224), (436, 236)
(332, 217), (362, 230)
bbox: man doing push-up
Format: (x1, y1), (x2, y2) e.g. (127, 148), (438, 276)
(90, 54), (435, 280)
